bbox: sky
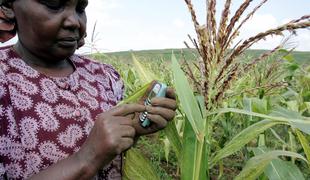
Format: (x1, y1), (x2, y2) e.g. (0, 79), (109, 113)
(1, 0), (310, 53)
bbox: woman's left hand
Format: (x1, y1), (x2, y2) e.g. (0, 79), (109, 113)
(132, 87), (177, 136)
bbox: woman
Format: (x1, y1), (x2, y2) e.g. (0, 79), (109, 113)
(0, 0), (176, 179)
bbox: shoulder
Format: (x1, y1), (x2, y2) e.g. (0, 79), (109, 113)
(0, 46), (12, 85)
(0, 47), (11, 117)
(0, 45), (13, 52)
(71, 54), (121, 79)
(0, 45), (14, 62)
(71, 54), (124, 100)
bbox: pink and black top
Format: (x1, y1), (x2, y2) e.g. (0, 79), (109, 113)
(0, 46), (124, 180)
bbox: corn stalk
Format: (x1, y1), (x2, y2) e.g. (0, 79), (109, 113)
(175, 0), (310, 179)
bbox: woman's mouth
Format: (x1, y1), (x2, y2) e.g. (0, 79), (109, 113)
(57, 37), (78, 48)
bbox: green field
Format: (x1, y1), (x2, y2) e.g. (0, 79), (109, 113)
(90, 48), (310, 179)
(95, 48), (310, 65)
(92, 0), (310, 178)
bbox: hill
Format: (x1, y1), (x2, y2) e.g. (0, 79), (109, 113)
(91, 48), (310, 65)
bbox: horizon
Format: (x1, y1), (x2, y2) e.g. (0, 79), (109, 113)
(1, 0), (309, 54)
(78, 0), (310, 54)
(96, 47), (310, 54)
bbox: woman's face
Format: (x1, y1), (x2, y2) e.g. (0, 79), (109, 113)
(12, 0), (88, 61)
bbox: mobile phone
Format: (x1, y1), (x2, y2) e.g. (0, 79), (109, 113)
(139, 82), (167, 128)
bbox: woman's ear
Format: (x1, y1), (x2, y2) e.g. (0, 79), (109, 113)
(1, 6), (15, 19)
(0, 2), (16, 43)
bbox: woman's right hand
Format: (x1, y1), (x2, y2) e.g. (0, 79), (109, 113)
(77, 104), (146, 174)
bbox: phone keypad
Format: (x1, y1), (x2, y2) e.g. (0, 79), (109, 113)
(139, 98), (152, 127)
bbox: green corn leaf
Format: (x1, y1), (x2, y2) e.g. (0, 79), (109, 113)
(181, 119), (197, 180)
(283, 54), (295, 62)
(258, 134), (266, 147)
(210, 107), (310, 165)
(124, 68), (138, 91)
(305, 102), (310, 111)
(181, 118), (207, 180)
(120, 82), (160, 180)
(211, 119), (283, 166)
(196, 95), (207, 119)
(235, 150), (307, 180)
(163, 137), (171, 164)
(164, 121), (182, 159)
(288, 131), (297, 161)
(251, 98), (268, 114)
(252, 147), (305, 180)
(270, 106), (304, 119)
(243, 98), (253, 121)
(286, 100), (299, 112)
(269, 128), (287, 146)
(171, 53), (205, 141)
(296, 129), (310, 165)
(132, 53), (157, 84)
(123, 148), (161, 180)
(118, 82), (151, 105)
(209, 108), (310, 135)
(271, 107), (310, 135)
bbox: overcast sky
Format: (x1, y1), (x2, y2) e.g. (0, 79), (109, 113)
(1, 0), (310, 53)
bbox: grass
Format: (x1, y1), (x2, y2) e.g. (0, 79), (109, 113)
(135, 136), (179, 180)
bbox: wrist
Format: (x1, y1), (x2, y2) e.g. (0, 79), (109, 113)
(74, 147), (99, 179)
(76, 141), (117, 178)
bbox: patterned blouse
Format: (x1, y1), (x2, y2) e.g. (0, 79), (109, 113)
(0, 46), (124, 179)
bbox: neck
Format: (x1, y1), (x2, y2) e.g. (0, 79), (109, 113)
(14, 41), (69, 69)
(13, 41), (75, 77)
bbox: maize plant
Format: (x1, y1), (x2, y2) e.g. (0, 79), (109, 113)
(169, 0), (310, 179)
(116, 0), (310, 179)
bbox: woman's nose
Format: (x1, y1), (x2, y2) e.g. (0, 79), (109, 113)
(63, 10), (81, 30)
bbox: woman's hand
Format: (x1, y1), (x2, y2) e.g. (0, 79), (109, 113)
(32, 89), (177, 179)
(133, 88), (177, 136)
(77, 104), (146, 174)
(29, 104), (146, 180)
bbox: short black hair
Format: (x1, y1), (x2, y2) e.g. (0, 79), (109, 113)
(0, 0), (14, 6)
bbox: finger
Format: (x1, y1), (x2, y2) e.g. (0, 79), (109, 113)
(166, 88), (176, 99)
(150, 97), (177, 110)
(108, 104), (146, 116)
(96, 115), (133, 126)
(146, 114), (167, 130)
(119, 126), (136, 138)
(146, 106), (175, 121)
(117, 117), (134, 126)
(124, 113), (135, 120)
(118, 137), (134, 154)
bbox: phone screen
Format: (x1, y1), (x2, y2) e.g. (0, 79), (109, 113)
(148, 83), (162, 99)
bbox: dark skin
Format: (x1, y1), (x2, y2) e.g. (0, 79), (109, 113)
(12, 0), (87, 77)
(4, 0), (177, 179)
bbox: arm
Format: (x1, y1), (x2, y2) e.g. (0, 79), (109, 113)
(28, 152), (93, 180)
(29, 104), (146, 180)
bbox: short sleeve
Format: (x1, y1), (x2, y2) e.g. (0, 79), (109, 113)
(100, 64), (125, 102)
(77, 55), (125, 103)
(110, 68), (125, 102)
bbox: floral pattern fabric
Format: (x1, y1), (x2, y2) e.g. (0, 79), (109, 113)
(0, 46), (124, 180)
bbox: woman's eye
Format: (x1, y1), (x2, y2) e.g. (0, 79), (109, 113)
(39, 0), (62, 10)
